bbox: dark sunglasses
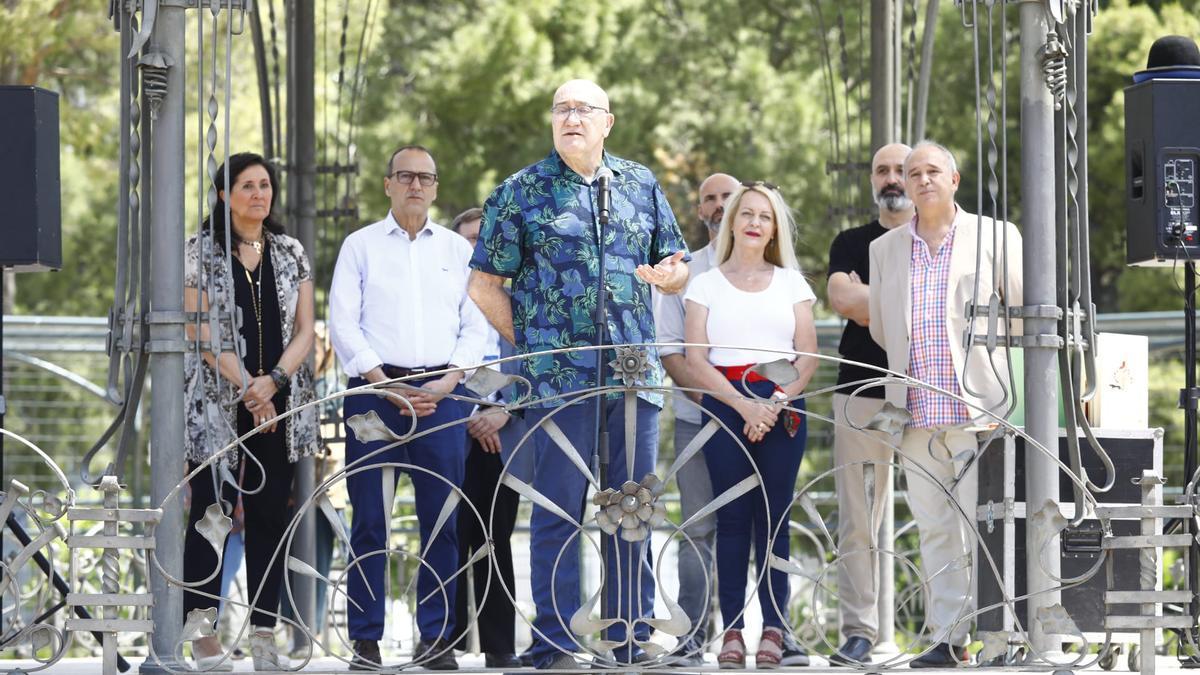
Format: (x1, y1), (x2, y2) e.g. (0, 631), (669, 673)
(741, 180), (780, 193)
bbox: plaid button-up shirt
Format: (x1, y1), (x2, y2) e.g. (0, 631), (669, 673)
(906, 220), (971, 429)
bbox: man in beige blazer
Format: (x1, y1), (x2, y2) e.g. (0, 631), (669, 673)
(867, 141), (1022, 668)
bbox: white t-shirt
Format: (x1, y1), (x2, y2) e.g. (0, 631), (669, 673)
(684, 266), (817, 366)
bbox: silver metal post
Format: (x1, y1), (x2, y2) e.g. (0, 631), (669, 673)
(288, 0), (318, 638)
(1019, 0), (1061, 655)
(913, 0), (939, 142)
(875, 477), (897, 652)
(870, 0), (897, 152)
(141, 1), (187, 670)
(870, 0), (900, 652)
(1137, 471), (1163, 675)
(892, 0), (903, 140)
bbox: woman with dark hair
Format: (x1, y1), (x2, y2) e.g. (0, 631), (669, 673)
(684, 183), (818, 669)
(181, 152), (318, 671)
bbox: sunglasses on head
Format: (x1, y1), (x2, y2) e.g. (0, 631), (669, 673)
(741, 180), (780, 192)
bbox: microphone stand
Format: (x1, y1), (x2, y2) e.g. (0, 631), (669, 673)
(1184, 262), (1199, 659)
(591, 175), (613, 660)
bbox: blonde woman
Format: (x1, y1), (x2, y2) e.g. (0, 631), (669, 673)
(684, 182), (818, 669)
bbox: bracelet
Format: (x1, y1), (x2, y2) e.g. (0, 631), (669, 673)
(270, 366), (290, 392)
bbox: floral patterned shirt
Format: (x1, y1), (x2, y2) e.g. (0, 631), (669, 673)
(183, 230), (320, 466)
(471, 150), (688, 407)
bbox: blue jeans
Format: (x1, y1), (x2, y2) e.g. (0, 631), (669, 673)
(701, 380), (806, 629)
(344, 378), (468, 642)
(218, 531), (245, 618)
(524, 397), (659, 666)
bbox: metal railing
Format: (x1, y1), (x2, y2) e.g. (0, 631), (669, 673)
(1, 337), (1192, 672)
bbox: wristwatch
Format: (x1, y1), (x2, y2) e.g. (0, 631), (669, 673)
(270, 366), (290, 393)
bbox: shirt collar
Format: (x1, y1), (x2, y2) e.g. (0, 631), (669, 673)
(907, 203), (960, 241)
(384, 211), (436, 238)
(548, 149), (624, 184)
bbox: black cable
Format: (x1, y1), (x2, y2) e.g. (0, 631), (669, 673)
(1184, 262), (1199, 643)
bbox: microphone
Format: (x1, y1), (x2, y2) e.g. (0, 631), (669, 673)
(596, 166), (613, 225)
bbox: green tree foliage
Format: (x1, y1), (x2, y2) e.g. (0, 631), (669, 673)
(6, 0), (1200, 317)
(1, 2), (119, 315)
(351, 0), (870, 294)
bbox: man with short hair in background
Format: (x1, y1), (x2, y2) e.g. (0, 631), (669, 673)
(825, 142), (912, 666)
(449, 206), (522, 669)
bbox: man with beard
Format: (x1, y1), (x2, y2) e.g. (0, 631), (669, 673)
(824, 142), (912, 666)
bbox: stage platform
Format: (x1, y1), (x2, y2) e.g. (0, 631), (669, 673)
(0, 654), (1189, 674)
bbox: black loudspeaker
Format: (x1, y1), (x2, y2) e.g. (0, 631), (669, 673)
(0, 86), (61, 272)
(1124, 78), (1200, 266)
(975, 429), (1162, 635)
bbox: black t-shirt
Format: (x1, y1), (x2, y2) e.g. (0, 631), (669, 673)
(232, 248), (286, 407)
(826, 219), (890, 398)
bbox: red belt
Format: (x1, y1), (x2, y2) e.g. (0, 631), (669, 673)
(714, 364), (802, 438)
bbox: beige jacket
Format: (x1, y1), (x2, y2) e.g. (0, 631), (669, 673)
(868, 206), (1023, 426)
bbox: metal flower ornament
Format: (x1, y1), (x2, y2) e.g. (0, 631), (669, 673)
(608, 345), (652, 387)
(593, 475), (667, 542)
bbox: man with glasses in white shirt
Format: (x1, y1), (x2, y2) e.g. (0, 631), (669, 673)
(329, 144), (488, 671)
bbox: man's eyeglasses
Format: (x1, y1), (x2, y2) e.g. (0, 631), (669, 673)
(742, 180), (780, 192)
(387, 170), (438, 187)
(550, 103), (609, 119)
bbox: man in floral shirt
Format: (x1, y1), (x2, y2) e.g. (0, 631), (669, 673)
(468, 79), (688, 669)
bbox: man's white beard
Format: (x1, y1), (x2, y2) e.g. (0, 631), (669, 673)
(875, 191), (913, 213)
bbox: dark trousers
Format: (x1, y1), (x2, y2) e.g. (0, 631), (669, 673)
(525, 399), (659, 666)
(183, 406), (296, 628)
(453, 438), (520, 654)
(344, 378), (467, 642)
(701, 379), (806, 629)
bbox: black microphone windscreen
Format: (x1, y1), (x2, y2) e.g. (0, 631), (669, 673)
(595, 166), (614, 184)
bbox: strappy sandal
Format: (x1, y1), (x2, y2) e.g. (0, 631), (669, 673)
(718, 628), (746, 669)
(756, 626), (784, 669)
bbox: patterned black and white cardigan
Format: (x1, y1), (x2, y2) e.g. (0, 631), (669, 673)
(183, 230), (320, 466)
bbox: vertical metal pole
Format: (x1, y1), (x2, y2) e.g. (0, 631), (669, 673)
(892, 0), (903, 142)
(870, 0), (897, 152)
(1019, 0), (1061, 655)
(1136, 471), (1163, 675)
(141, 1), (187, 671)
(913, 0), (939, 143)
(101, 476), (121, 675)
(289, 0), (317, 639)
(1184, 263), (1198, 628)
(874, 474), (896, 652)
(870, 0), (899, 653)
(250, 0), (276, 162)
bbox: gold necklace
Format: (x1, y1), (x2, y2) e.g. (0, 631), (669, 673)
(243, 260), (265, 376)
(238, 232), (265, 256)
